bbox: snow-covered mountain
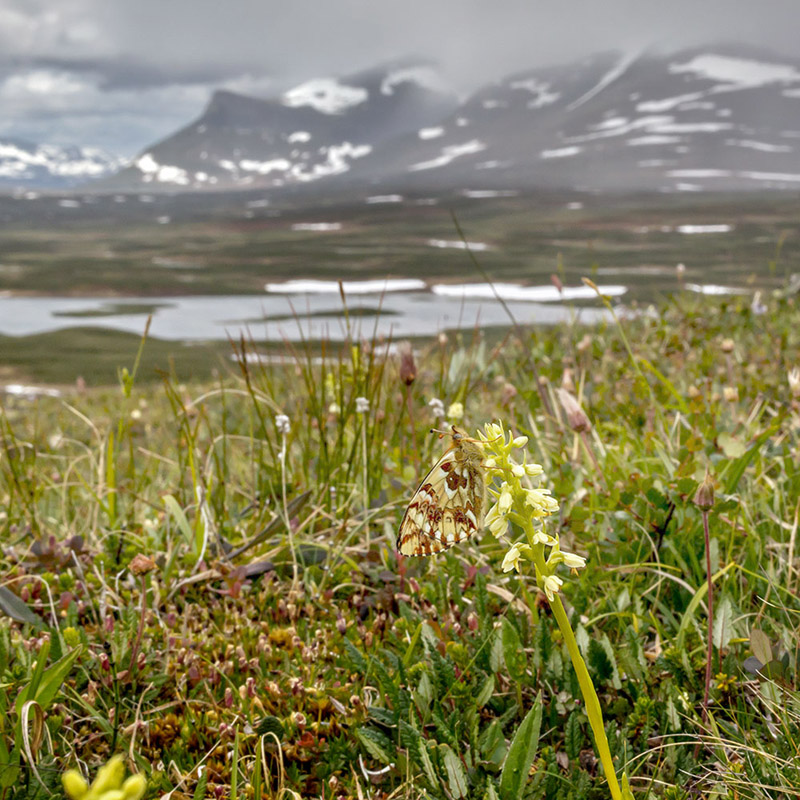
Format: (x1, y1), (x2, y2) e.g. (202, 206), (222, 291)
(101, 60), (458, 192)
(0, 139), (125, 189)
(91, 45), (800, 196)
(367, 46), (800, 194)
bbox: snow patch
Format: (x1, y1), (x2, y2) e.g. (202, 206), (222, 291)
(282, 78), (368, 114)
(509, 78), (560, 108)
(239, 158), (292, 174)
(428, 239), (491, 251)
(567, 50), (642, 111)
(431, 283), (627, 301)
(291, 222), (342, 232)
(409, 140), (486, 171)
(670, 54), (800, 89)
(265, 279), (425, 294)
(419, 127), (444, 140)
(381, 66), (449, 96)
(540, 146), (581, 159)
(462, 189), (519, 198)
(677, 224), (733, 234)
(135, 153), (190, 185)
(685, 283), (749, 295)
(290, 143), (371, 181)
(725, 139), (791, 153)
(366, 195), (404, 203)
(627, 135), (682, 146)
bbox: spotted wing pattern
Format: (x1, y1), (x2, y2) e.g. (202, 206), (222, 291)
(397, 448), (485, 557)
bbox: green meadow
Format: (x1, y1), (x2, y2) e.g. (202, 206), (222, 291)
(1, 278), (800, 798)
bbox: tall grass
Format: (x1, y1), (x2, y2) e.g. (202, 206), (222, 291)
(0, 288), (799, 798)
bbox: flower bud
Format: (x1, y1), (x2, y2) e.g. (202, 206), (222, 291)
(556, 388), (591, 433)
(693, 473), (715, 511)
(398, 341), (416, 385)
(62, 770), (88, 799)
(129, 554), (156, 576)
(122, 775), (147, 800)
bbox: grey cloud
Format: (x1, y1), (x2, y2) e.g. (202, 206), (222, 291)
(1, 0), (800, 154)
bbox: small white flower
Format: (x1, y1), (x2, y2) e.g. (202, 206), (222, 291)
(751, 291), (766, 315)
(511, 463), (525, 477)
(532, 531), (556, 546)
(275, 414), (291, 434)
(130, 408), (142, 421)
(543, 574), (564, 601)
(524, 463), (544, 477)
(561, 551), (587, 569)
(328, 403), (341, 416)
(428, 397), (445, 418)
(498, 486), (513, 514)
(789, 368), (800, 398)
(484, 457), (497, 469)
(484, 422), (504, 440)
(447, 402), (464, 422)
(355, 397), (370, 414)
(512, 435), (528, 448)
(525, 488), (559, 516)
(501, 542), (531, 573)
(485, 502), (507, 536)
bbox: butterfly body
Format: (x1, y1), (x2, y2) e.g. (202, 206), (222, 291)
(397, 427), (486, 557)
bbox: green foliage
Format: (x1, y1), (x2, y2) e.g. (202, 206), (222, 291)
(1, 287), (800, 797)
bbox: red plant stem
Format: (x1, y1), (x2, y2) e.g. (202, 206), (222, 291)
(702, 509), (713, 722)
(129, 575), (147, 678)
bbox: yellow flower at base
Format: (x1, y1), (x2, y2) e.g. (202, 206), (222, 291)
(62, 755), (146, 800)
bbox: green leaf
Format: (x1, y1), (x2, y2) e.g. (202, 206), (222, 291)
(499, 693), (543, 800)
(418, 738), (438, 789)
(16, 646), (81, 716)
(402, 622), (423, 666)
(721, 425), (777, 494)
(164, 494), (194, 546)
(502, 619), (527, 681)
(749, 629), (772, 666)
(564, 711), (582, 760)
(255, 715), (284, 739)
(0, 587), (41, 626)
(717, 432), (746, 458)
(475, 675), (494, 708)
(712, 595), (734, 650)
(356, 727), (393, 764)
(0, 745), (20, 789)
(342, 638), (366, 672)
(485, 782), (501, 800)
(479, 720), (507, 766)
(441, 744), (468, 799)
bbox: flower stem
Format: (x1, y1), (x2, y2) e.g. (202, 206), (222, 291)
(701, 509), (713, 721)
(549, 593), (623, 800)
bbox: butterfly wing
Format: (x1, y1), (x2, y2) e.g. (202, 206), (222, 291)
(397, 448), (485, 557)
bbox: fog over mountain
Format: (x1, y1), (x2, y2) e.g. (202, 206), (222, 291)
(1, 1), (799, 155)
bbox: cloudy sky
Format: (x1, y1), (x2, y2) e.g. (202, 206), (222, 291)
(2, 0), (799, 156)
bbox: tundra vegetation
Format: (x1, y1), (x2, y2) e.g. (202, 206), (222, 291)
(1, 286), (799, 799)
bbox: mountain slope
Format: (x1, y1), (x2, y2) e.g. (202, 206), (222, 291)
(0, 139), (124, 189)
(101, 61), (458, 192)
(95, 44), (800, 196)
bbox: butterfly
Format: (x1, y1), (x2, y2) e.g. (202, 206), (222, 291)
(397, 426), (486, 557)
